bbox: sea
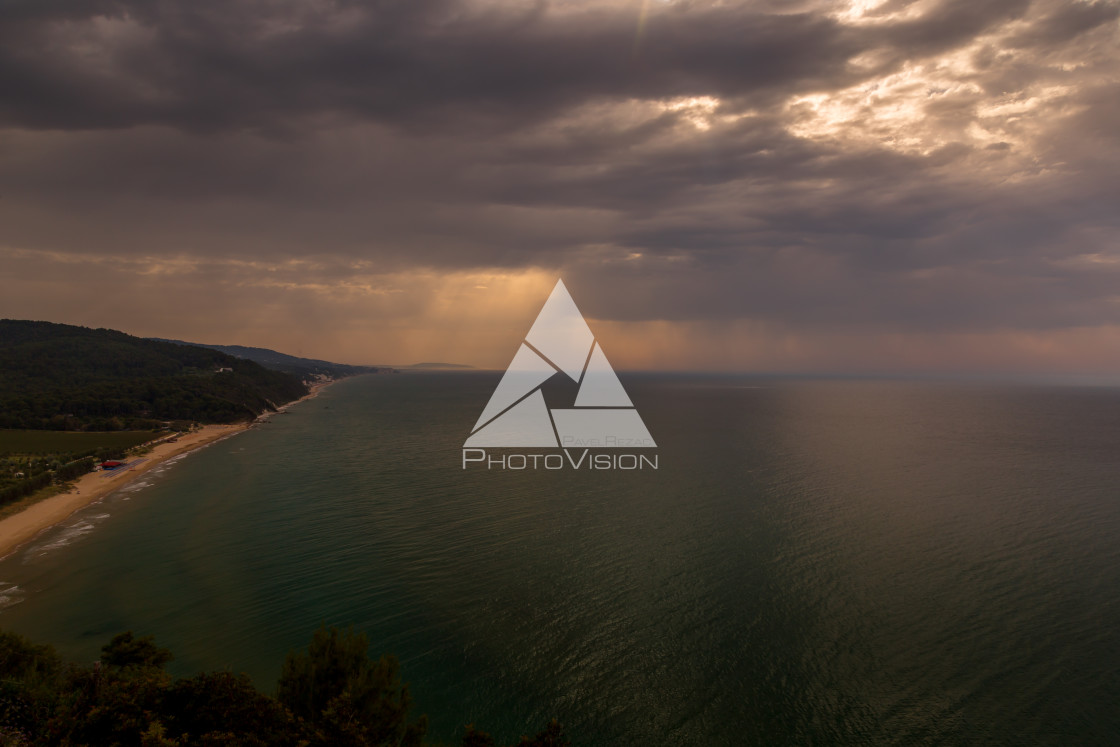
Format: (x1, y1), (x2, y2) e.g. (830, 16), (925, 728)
(2, 373), (1119, 745)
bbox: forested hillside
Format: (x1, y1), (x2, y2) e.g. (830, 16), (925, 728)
(0, 320), (308, 430)
(150, 338), (383, 379)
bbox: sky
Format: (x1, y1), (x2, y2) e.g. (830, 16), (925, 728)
(1, 0), (1118, 373)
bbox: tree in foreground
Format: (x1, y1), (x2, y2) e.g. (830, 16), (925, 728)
(0, 626), (567, 746)
(100, 631), (174, 670)
(461, 719), (571, 747)
(277, 625), (427, 746)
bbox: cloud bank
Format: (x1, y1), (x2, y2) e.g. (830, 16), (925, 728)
(1, 0), (1118, 371)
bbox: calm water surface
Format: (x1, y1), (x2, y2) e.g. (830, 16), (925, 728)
(2, 374), (1119, 744)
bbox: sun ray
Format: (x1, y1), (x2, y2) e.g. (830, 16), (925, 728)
(632, 0), (651, 58)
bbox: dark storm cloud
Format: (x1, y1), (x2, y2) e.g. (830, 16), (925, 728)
(0, 0), (1044, 133)
(1, 0), (1119, 348)
(0, 0), (856, 135)
(1005, 0), (1119, 47)
(869, 0), (1030, 54)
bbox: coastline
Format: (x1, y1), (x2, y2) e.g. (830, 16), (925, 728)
(0, 378), (337, 560)
(0, 424), (246, 560)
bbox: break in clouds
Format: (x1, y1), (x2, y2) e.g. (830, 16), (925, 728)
(1, 0), (1118, 369)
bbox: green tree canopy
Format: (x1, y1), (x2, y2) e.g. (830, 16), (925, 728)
(277, 625), (427, 747)
(0, 626), (566, 746)
(101, 631), (174, 670)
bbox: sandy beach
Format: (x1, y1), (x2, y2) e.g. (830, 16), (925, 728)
(0, 378), (339, 560)
(0, 424), (246, 559)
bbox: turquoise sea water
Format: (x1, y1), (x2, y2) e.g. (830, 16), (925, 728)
(2, 373), (1120, 744)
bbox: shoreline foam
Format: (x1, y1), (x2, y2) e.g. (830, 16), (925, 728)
(0, 377), (339, 560)
(0, 423), (247, 560)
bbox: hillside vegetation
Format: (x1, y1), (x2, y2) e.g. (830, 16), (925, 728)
(151, 339), (384, 379)
(0, 430), (161, 510)
(0, 626), (569, 747)
(0, 320), (308, 430)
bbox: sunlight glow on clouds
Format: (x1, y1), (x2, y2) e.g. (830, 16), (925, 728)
(660, 96), (722, 131)
(835, 0), (937, 25)
(1, 0), (1119, 372)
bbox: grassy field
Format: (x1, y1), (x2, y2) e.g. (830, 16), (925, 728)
(0, 430), (159, 456)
